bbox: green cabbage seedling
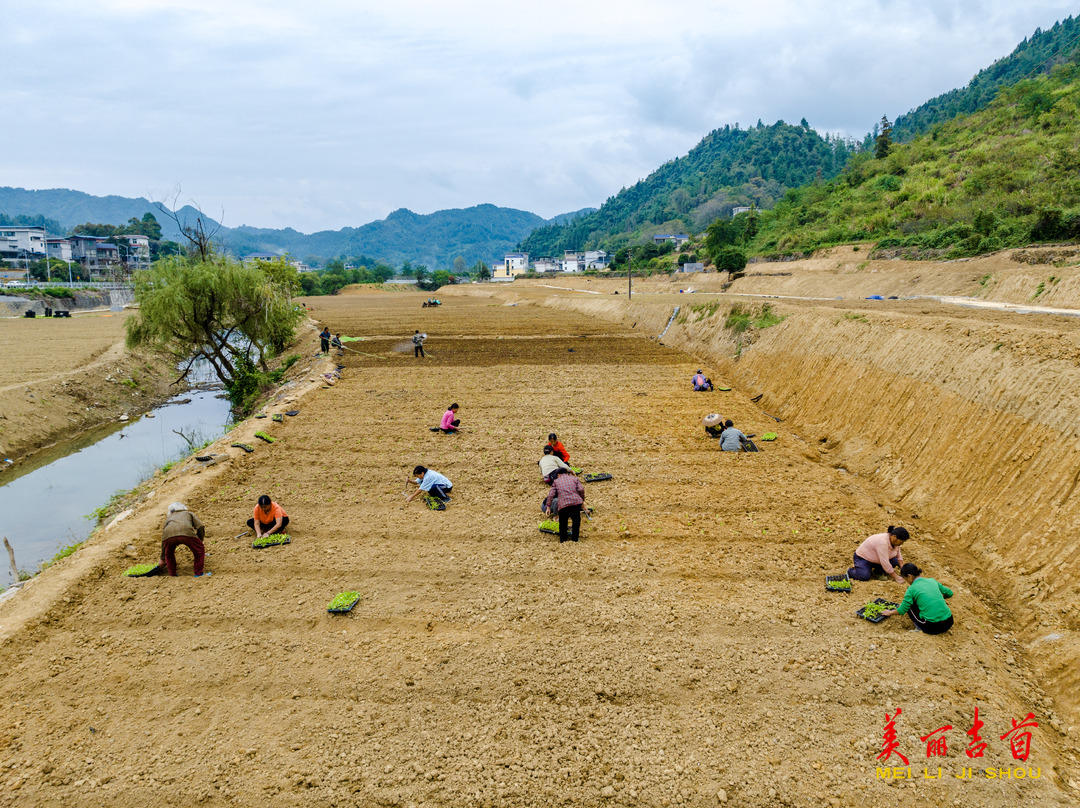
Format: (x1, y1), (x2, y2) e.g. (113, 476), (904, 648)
(826, 579), (852, 591)
(761, 432), (778, 441)
(253, 534), (290, 548)
(327, 591), (360, 612)
(254, 431), (275, 443)
(123, 563), (158, 577)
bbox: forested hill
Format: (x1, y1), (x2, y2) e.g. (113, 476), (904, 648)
(892, 15), (1080, 141)
(519, 121), (854, 256)
(747, 61), (1080, 259)
(224, 205), (551, 268)
(0, 186), (581, 266)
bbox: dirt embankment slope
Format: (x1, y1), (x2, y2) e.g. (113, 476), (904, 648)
(0, 311), (174, 466)
(497, 256), (1080, 735)
(0, 291), (1074, 807)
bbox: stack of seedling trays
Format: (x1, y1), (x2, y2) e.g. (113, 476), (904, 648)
(857, 599), (899, 623)
(123, 563), (161, 577)
(584, 472), (612, 482)
(825, 574), (852, 593)
(327, 591), (361, 614)
(252, 533), (291, 549)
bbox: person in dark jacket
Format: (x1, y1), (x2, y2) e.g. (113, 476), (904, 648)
(319, 327), (331, 354)
(160, 502), (209, 577)
(881, 563), (954, 635)
(543, 468), (585, 542)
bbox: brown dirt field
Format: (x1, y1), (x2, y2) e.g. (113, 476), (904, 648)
(0, 311), (174, 464)
(0, 290), (1074, 807)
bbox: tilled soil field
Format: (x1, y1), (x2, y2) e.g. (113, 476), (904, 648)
(0, 291), (1073, 807)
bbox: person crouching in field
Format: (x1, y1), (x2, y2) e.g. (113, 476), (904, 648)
(881, 563), (953, 635)
(692, 370), (713, 391)
(543, 468), (585, 543)
(440, 403), (461, 433)
(539, 444), (573, 482)
(160, 502), (209, 577)
(247, 495), (290, 537)
(847, 526), (909, 583)
(547, 433), (570, 463)
(405, 465), (453, 506)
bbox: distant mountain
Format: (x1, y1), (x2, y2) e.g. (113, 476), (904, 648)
(520, 121), (854, 256)
(0, 187), (573, 267)
(892, 15), (1080, 141)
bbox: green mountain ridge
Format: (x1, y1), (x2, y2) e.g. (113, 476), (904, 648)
(745, 61), (1080, 259)
(520, 121), (855, 256)
(0, 187), (591, 267)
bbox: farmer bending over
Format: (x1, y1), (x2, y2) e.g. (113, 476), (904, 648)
(538, 444), (573, 482)
(547, 433), (570, 463)
(160, 502), (209, 577)
(543, 468), (585, 543)
(405, 465), (453, 505)
(331, 333), (344, 355)
(880, 563), (953, 635)
(440, 403), (461, 433)
(703, 413), (725, 439)
(692, 370), (713, 391)
(247, 494), (290, 537)
(847, 526), (909, 583)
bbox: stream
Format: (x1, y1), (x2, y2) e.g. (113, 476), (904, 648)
(0, 388), (232, 584)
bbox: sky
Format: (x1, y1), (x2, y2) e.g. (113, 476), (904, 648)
(2, 0), (1077, 232)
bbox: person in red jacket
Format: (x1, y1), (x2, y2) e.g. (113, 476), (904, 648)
(543, 468), (585, 542)
(247, 495), (290, 537)
(546, 433), (570, 463)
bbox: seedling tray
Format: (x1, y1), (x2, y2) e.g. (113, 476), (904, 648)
(272, 413), (284, 423)
(538, 519), (559, 534)
(761, 432), (778, 441)
(424, 495), (446, 511)
(123, 563), (161, 577)
(584, 472), (612, 482)
(254, 431), (275, 443)
(857, 598), (899, 623)
(825, 574), (852, 593)
(285, 410), (300, 416)
(252, 533), (291, 549)
(327, 591), (361, 613)
(569, 465), (583, 474)
(254, 414), (267, 419)
(231, 442), (255, 453)
(717, 386), (732, 391)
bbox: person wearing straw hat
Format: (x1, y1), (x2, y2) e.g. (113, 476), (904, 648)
(160, 502), (209, 577)
(703, 413), (725, 439)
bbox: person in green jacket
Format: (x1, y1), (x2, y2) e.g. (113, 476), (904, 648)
(881, 563), (953, 635)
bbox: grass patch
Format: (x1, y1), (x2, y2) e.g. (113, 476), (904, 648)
(87, 488), (131, 523)
(689, 300), (722, 321)
(725, 303), (786, 333)
(843, 312), (869, 323)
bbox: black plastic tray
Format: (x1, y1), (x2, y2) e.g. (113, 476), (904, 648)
(285, 410), (300, 416)
(327, 593), (360, 614)
(272, 414), (284, 423)
(584, 472), (612, 482)
(856, 598), (899, 623)
(538, 521), (559, 535)
(231, 442), (254, 453)
(825, 574), (852, 593)
(252, 534), (291, 549)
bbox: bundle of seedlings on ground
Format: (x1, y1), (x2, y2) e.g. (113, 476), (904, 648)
(584, 472), (612, 482)
(254, 431), (275, 443)
(857, 599), (899, 623)
(231, 442), (255, 453)
(327, 591), (361, 613)
(123, 563), (161, 577)
(254, 414), (267, 419)
(252, 533), (291, 549)
(272, 413), (284, 423)
(761, 432), (778, 441)
(825, 574), (852, 592)
(717, 386), (732, 391)
(538, 519), (560, 534)
(569, 465), (583, 474)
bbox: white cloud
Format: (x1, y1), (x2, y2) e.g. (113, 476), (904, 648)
(0, 0), (1076, 231)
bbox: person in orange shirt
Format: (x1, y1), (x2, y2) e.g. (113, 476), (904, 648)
(247, 495), (290, 537)
(547, 433), (570, 463)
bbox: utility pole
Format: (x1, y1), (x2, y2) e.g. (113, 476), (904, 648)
(627, 246), (632, 300)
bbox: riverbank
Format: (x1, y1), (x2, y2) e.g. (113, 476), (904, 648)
(0, 310), (177, 469)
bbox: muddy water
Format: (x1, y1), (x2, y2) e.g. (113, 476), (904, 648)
(0, 390), (231, 582)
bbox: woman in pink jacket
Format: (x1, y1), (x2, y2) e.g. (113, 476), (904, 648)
(847, 526), (910, 583)
(439, 403), (460, 433)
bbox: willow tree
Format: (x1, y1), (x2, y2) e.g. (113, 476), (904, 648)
(126, 255), (303, 394)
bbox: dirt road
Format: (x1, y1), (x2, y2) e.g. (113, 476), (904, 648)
(0, 290), (1072, 807)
